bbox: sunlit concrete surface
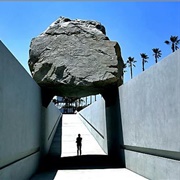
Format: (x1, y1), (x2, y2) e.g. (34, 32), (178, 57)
(58, 114), (147, 180)
(31, 114), (147, 180)
(61, 114), (106, 157)
(54, 168), (147, 180)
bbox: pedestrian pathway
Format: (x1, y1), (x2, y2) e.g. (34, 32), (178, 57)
(55, 114), (147, 180)
(54, 168), (147, 180)
(61, 114), (106, 157)
(31, 114), (147, 180)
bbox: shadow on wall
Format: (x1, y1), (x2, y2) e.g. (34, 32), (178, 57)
(37, 115), (63, 171)
(102, 86), (125, 167)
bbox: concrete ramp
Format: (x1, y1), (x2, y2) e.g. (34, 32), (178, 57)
(61, 114), (106, 157)
(31, 114), (147, 180)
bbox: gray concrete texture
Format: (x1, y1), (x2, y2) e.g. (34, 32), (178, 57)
(41, 103), (62, 156)
(125, 150), (180, 180)
(119, 49), (180, 179)
(80, 50), (180, 179)
(0, 41), (61, 179)
(119, 49), (180, 152)
(54, 168), (147, 180)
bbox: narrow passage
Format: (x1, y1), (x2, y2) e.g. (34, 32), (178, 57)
(61, 114), (106, 157)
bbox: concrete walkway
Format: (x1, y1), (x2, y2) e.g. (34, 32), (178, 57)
(61, 114), (106, 157)
(55, 114), (147, 180)
(31, 114), (147, 180)
(54, 168), (147, 180)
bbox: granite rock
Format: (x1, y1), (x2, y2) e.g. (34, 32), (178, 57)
(28, 17), (124, 97)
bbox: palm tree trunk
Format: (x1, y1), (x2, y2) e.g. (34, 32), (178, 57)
(130, 66), (133, 79)
(172, 43), (175, 52)
(155, 56), (157, 63)
(142, 60), (144, 71)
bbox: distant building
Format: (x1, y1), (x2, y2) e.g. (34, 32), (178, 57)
(52, 95), (99, 114)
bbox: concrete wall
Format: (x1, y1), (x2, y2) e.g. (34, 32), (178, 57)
(79, 97), (108, 154)
(0, 41), (61, 179)
(80, 49), (180, 179)
(41, 103), (62, 156)
(119, 49), (180, 179)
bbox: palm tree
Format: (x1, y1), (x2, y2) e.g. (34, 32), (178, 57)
(140, 53), (149, 71)
(152, 48), (162, 63)
(126, 57), (136, 79)
(165, 35), (180, 52)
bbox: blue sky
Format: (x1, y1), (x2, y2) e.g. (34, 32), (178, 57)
(0, 1), (180, 82)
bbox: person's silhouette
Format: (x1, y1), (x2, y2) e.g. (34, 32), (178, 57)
(76, 134), (82, 156)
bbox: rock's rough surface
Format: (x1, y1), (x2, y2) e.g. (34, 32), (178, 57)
(28, 17), (124, 97)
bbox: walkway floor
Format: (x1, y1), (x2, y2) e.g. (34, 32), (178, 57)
(31, 114), (147, 180)
(54, 168), (146, 180)
(61, 114), (106, 157)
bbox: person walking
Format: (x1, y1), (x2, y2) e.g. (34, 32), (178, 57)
(76, 134), (82, 156)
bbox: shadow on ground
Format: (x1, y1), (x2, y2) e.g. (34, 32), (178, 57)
(31, 154), (123, 179)
(46, 154), (123, 170)
(58, 155), (123, 170)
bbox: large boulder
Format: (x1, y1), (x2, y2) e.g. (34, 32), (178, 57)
(28, 17), (124, 98)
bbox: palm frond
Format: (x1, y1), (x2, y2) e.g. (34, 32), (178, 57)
(140, 53), (149, 59)
(170, 35), (178, 43)
(175, 39), (180, 45)
(152, 48), (162, 58)
(175, 46), (179, 50)
(165, 40), (170, 45)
